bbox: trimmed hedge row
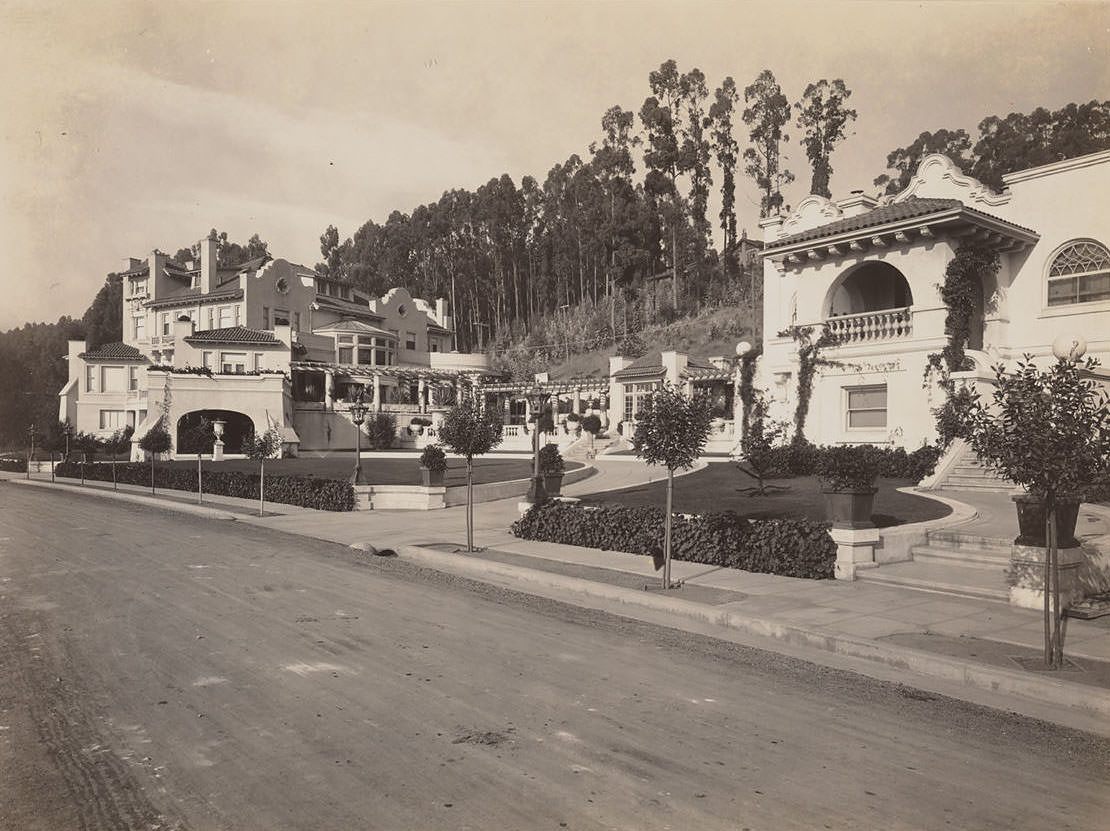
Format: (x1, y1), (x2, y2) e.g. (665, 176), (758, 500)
(0, 457), (27, 473)
(774, 441), (942, 482)
(54, 461), (356, 512)
(512, 501), (835, 579)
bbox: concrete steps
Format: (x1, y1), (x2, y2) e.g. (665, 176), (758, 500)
(857, 529), (1012, 603)
(933, 450), (1014, 493)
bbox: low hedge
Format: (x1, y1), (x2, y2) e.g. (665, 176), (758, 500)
(54, 461), (355, 511)
(512, 501), (835, 579)
(0, 456), (27, 473)
(775, 441), (942, 482)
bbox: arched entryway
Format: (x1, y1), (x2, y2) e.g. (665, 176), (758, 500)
(176, 410), (255, 454)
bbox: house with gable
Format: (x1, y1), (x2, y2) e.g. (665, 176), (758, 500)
(757, 150), (1110, 451)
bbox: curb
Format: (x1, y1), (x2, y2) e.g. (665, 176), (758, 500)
(395, 543), (1110, 720)
(10, 477), (239, 521)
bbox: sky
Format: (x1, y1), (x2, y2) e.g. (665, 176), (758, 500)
(1, 0), (1107, 332)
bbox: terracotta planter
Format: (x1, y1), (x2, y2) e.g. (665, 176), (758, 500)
(1012, 493), (1080, 548)
(420, 467), (445, 488)
(822, 487), (878, 530)
(543, 473), (564, 497)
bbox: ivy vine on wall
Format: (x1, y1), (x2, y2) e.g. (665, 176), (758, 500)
(779, 324), (839, 445)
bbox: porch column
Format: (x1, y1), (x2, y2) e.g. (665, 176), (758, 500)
(418, 378), (427, 413)
(372, 374), (381, 413)
(504, 396), (512, 424)
(325, 370), (334, 410)
(573, 387), (581, 414)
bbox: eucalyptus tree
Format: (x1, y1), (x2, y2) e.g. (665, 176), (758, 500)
(742, 69), (794, 217)
(709, 77), (740, 252)
(795, 79), (857, 198)
(873, 128), (974, 195)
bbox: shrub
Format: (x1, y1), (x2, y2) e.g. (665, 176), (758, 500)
(365, 412), (397, 449)
(0, 456), (27, 473)
(538, 444), (565, 475)
(581, 414), (602, 435)
(410, 416), (432, 427)
(565, 412), (580, 423)
(53, 461), (355, 511)
(512, 502), (835, 579)
(815, 445), (882, 490)
(419, 444), (448, 472)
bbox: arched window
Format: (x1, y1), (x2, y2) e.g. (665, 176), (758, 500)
(1047, 240), (1110, 307)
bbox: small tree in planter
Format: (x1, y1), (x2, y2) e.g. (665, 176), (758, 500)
(538, 444), (565, 496)
(816, 444), (882, 529)
(963, 355), (1110, 669)
(366, 412), (398, 449)
(631, 384), (714, 590)
(179, 417), (215, 503)
(581, 413), (602, 455)
(138, 422), (173, 496)
(439, 400), (504, 552)
(418, 444), (448, 487)
(244, 426), (283, 517)
(735, 394), (789, 496)
(102, 425), (134, 491)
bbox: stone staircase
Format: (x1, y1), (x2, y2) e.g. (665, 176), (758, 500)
(924, 440), (1014, 492)
(564, 431), (623, 461)
(857, 529), (1011, 602)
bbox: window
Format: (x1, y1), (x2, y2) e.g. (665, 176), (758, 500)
(294, 312), (301, 331)
(406, 331), (417, 351)
(218, 306), (235, 328)
(274, 308), (289, 326)
(262, 307), (270, 329)
(99, 410), (126, 430)
(101, 365), (126, 392)
(254, 353), (264, 371)
(1047, 240), (1110, 306)
(846, 385), (887, 429)
(358, 347), (373, 364)
(202, 351), (214, 369)
(131, 279), (147, 296)
(430, 338), (439, 353)
(338, 346), (353, 364)
(623, 382), (658, 422)
(85, 365), (96, 393)
(221, 352), (247, 373)
(207, 307), (215, 329)
(128, 366), (139, 391)
(134, 314), (145, 340)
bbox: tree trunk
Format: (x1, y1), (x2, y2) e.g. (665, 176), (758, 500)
(259, 460), (265, 517)
(1048, 498), (1063, 668)
(197, 455), (203, 504)
(663, 468), (674, 589)
(150, 456), (156, 496)
(671, 224), (678, 311)
(466, 459), (474, 552)
(1043, 496), (1053, 667)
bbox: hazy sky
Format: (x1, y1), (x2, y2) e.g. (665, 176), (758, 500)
(1, 0), (1107, 331)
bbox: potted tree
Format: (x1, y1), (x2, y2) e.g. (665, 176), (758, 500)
(538, 444), (565, 496)
(565, 412), (581, 436)
(581, 414), (602, 455)
(964, 353), (1110, 668)
(418, 444), (448, 487)
(410, 416), (432, 436)
(816, 444), (881, 529)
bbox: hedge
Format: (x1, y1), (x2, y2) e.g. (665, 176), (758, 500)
(0, 457), (27, 473)
(776, 441), (942, 482)
(54, 461), (355, 512)
(512, 501), (835, 579)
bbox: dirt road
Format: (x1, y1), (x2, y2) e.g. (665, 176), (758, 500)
(2, 483), (1108, 829)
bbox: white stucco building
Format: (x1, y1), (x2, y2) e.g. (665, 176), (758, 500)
(757, 150), (1110, 449)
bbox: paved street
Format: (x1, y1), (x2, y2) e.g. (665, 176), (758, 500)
(2, 483), (1109, 830)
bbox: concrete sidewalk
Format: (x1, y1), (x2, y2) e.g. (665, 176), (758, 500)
(8, 462), (1110, 735)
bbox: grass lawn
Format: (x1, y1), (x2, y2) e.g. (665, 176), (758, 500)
(158, 455), (573, 487)
(577, 464), (951, 528)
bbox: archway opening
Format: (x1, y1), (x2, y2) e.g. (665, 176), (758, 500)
(176, 410), (254, 454)
(827, 262), (913, 317)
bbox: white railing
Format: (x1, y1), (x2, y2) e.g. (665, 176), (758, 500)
(502, 424), (525, 439)
(825, 307), (912, 344)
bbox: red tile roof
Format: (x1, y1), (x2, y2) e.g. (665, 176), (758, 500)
(183, 326), (281, 345)
(78, 342), (148, 361)
(765, 198), (963, 249)
(613, 351), (716, 380)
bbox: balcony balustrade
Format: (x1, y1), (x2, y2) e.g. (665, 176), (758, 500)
(825, 307), (912, 344)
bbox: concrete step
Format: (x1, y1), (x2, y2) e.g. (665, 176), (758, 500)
(910, 544), (1010, 568)
(926, 530), (1013, 555)
(942, 477), (1016, 492)
(857, 561), (1009, 602)
(950, 467), (1009, 480)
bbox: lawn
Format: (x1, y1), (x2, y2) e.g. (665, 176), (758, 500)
(577, 464), (951, 528)
(158, 455), (571, 487)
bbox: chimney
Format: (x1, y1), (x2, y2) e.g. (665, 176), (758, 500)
(436, 298), (449, 327)
(661, 350), (688, 386)
(200, 231), (218, 294)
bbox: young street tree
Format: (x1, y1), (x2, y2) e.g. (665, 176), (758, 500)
(244, 426), (283, 517)
(964, 355), (1110, 669)
(179, 417), (215, 503)
(102, 425), (134, 490)
(735, 393), (789, 496)
(138, 422), (173, 496)
(631, 384), (714, 590)
(794, 79), (857, 198)
(742, 69), (794, 218)
(438, 398), (504, 552)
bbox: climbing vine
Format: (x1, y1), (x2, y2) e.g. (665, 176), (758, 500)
(780, 324), (839, 445)
(925, 243), (1000, 446)
(738, 350), (760, 437)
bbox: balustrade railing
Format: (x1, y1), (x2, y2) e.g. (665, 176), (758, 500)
(825, 307), (912, 344)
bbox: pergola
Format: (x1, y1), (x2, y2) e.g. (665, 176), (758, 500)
(289, 360), (502, 411)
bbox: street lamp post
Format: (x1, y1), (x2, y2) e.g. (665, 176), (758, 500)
(349, 389), (369, 485)
(524, 386), (551, 504)
(26, 423), (35, 480)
